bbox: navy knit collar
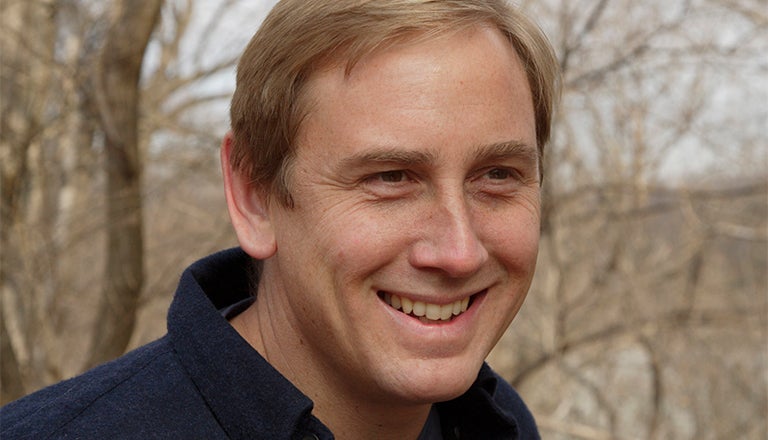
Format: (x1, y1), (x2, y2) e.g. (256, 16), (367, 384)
(167, 248), (331, 439)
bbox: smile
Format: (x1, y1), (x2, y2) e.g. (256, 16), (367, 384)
(379, 291), (479, 323)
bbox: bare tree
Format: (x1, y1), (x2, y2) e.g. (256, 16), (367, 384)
(1, 0), (59, 402)
(84, 0), (162, 368)
(489, 0), (767, 438)
(2, 1), (765, 438)
(0, 0), (244, 402)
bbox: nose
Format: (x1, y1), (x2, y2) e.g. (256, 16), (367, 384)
(408, 194), (489, 278)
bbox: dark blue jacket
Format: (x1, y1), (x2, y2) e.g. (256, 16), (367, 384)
(1, 248), (539, 439)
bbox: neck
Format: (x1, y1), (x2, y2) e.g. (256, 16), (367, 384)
(230, 292), (433, 440)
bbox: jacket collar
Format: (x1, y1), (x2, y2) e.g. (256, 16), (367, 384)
(167, 248), (331, 439)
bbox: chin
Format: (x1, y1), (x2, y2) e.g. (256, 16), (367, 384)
(384, 357), (483, 404)
(404, 377), (476, 404)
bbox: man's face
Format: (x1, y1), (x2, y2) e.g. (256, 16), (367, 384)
(262, 25), (540, 405)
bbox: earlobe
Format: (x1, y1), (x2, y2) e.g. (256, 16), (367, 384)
(221, 132), (277, 260)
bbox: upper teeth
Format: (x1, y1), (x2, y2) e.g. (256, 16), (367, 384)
(383, 293), (469, 321)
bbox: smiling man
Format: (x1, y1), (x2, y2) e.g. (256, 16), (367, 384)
(1, 1), (558, 439)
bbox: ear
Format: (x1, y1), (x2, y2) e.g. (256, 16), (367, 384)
(221, 132), (277, 260)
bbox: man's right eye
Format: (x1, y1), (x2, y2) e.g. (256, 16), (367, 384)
(377, 170), (407, 183)
(359, 170), (420, 199)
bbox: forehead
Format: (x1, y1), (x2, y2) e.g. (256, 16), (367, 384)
(308, 25), (524, 95)
(295, 25), (536, 162)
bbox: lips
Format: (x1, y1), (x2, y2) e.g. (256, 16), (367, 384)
(379, 291), (477, 323)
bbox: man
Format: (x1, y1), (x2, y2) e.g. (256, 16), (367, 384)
(1, 1), (558, 438)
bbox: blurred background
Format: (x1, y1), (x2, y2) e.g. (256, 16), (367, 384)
(1, 0), (765, 438)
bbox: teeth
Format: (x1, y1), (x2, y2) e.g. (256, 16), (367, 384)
(412, 301), (426, 317)
(440, 304), (453, 320)
(402, 297), (413, 314)
(425, 303), (440, 320)
(382, 292), (471, 323)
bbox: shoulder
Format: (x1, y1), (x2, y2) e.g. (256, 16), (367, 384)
(0, 337), (224, 439)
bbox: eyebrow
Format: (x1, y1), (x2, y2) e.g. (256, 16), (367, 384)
(471, 140), (540, 168)
(338, 148), (438, 170)
(336, 140), (539, 171)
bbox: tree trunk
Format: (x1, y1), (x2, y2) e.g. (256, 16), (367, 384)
(86, 0), (162, 368)
(0, 0), (57, 403)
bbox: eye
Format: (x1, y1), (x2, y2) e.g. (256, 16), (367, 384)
(377, 170), (407, 183)
(484, 167), (523, 182)
(486, 168), (514, 180)
(361, 170), (419, 199)
(470, 166), (530, 198)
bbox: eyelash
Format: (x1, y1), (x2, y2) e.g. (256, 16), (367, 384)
(375, 170), (409, 183)
(483, 167), (525, 182)
(359, 170), (418, 199)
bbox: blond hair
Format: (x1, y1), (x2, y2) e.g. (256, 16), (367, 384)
(229, 0), (559, 206)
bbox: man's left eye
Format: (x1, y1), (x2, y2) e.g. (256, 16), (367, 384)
(486, 168), (515, 180)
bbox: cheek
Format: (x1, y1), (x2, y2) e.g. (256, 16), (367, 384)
(330, 213), (412, 278)
(291, 201), (410, 284)
(482, 205), (541, 270)
(498, 227), (539, 273)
